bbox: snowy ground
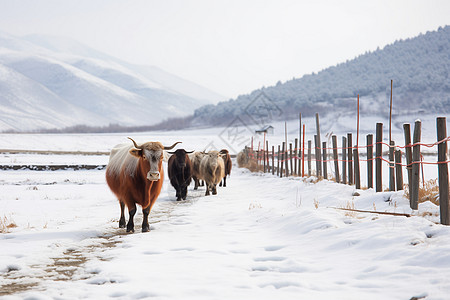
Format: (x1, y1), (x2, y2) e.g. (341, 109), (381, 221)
(1, 128), (450, 299)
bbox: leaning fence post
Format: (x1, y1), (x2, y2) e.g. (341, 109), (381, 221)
(411, 120), (422, 210)
(403, 123), (413, 198)
(342, 136), (347, 184)
(389, 140), (396, 191)
(322, 141), (328, 180)
(437, 117), (449, 225)
(395, 149), (403, 190)
(376, 123), (383, 192)
(354, 147), (361, 189)
(332, 135), (340, 183)
(308, 140), (312, 177)
(347, 133), (353, 185)
(367, 134), (374, 189)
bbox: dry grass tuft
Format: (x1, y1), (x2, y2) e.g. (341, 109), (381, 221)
(404, 179), (441, 206)
(0, 215), (17, 233)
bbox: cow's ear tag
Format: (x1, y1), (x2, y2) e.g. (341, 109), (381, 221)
(129, 148), (142, 158)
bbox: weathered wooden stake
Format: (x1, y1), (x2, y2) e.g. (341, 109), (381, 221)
(289, 143), (293, 176)
(376, 123), (383, 192)
(314, 135), (321, 177)
(403, 123), (413, 201)
(395, 149), (403, 190)
(272, 145), (275, 175)
(347, 133), (353, 185)
(294, 138), (298, 175)
(342, 136), (347, 184)
(354, 148), (361, 189)
(281, 142), (285, 178)
(266, 140), (269, 173)
(332, 135), (340, 183)
(389, 140), (396, 191)
(315, 113), (322, 176)
(299, 113), (302, 176)
(437, 117), (449, 225)
(277, 145), (280, 177)
(367, 134), (373, 189)
(308, 140), (312, 177)
(411, 120), (421, 210)
(322, 141), (327, 180)
(263, 145), (266, 173)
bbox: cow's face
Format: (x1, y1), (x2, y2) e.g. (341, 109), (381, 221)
(128, 138), (181, 181)
(169, 149), (194, 168)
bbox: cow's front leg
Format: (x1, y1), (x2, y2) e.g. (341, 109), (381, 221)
(212, 184), (218, 195)
(205, 183), (210, 196)
(193, 176), (199, 190)
(142, 206), (150, 232)
(223, 176), (227, 187)
(176, 187), (181, 201)
(182, 185), (188, 200)
(126, 204), (136, 233)
(119, 201), (126, 228)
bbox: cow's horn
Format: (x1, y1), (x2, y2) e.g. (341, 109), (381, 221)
(128, 137), (140, 149)
(164, 142), (182, 150)
(186, 150), (195, 154)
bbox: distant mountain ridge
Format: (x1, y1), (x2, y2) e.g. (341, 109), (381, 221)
(0, 32), (225, 132)
(192, 26), (450, 127)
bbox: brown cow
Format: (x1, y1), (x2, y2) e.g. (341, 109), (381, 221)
(199, 150), (225, 196)
(188, 151), (206, 190)
(219, 149), (232, 187)
(106, 137), (180, 233)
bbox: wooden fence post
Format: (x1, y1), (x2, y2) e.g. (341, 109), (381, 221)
(376, 123), (383, 192)
(367, 134), (373, 189)
(272, 145), (275, 175)
(263, 146), (266, 173)
(314, 135), (321, 177)
(354, 148), (361, 189)
(316, 113), (322, 176)
(403, 124), (413, 200)
(294, 138), (298, 175)
(299, 113), (302, 176)
(308, 140), (312, 177)
(395, 149), (403, 190)
(277, 145), (280, 177)
(342, 136), (347, 184)
(332, 135), (340, 183)
(411, 120), (421, 210)
(322, 141), (327, 180)
(347, 133), (353, 185)
(389, 140), (396, 191)
(281, 142), (285, 178)
(437, 117), (449, 225)
(266, 141), (269, 173)
(289, 143), (293, 176)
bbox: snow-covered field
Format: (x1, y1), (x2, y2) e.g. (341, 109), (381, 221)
(1, 126), (449, 299)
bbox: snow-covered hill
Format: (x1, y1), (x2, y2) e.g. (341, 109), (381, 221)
(0, 32), (225, 132)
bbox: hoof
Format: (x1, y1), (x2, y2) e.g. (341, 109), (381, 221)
(119, 223), (126, 229)
(142, 226), (150, 233)
(176, 197), (182, 201)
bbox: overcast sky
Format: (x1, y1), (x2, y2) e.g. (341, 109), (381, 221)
(0, 0), (449, 99)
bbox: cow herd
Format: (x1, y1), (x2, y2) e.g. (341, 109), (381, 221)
(105, 138), (232, 233)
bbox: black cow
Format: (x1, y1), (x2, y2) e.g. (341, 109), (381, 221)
(168, 149), (193, 201)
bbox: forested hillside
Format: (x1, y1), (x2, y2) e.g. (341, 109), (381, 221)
(192, 26), (450, 126)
